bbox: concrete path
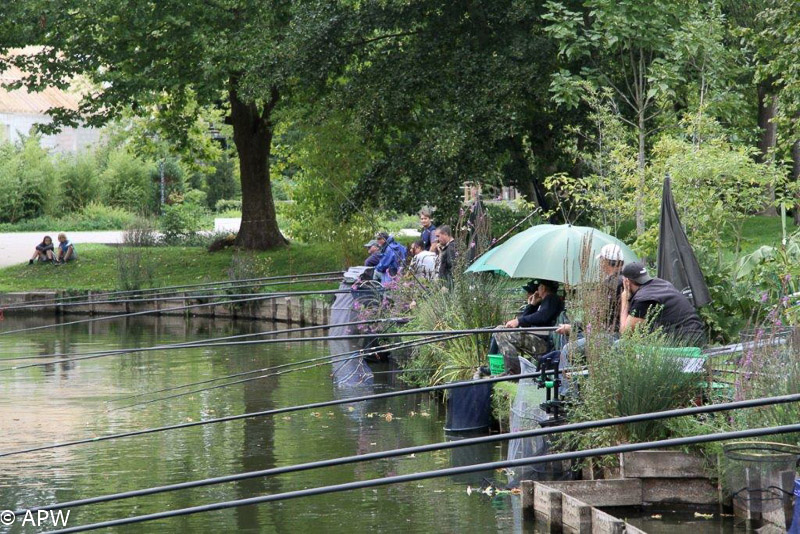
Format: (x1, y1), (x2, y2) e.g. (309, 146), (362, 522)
(0, 231), (124, 267)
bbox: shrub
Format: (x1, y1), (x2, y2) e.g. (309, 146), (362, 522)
(123, 215), (159, 247)
(559, 327), (703, 464)
(58, 152), (99, 212)
(215, 199), (242, 213)
(206, 154), (238, 209)
(101, 150), (155, 213)
(116, 246), (156, 290)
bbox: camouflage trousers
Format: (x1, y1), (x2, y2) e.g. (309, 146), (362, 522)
(494, 328), (549, 375)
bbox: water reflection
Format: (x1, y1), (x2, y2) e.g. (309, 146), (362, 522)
(0, 314), (522, 533)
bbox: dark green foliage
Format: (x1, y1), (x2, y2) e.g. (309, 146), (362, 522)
(205, 154), (238, 210)
(60, 152), (100, 212)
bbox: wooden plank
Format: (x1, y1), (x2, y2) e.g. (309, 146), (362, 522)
(541, 479), (642, 507)
(621, 451), (707, 478)
(561, 493), (592, 533)
(590, 509), (624, 534)
(533, 482), (562, 526)
(642, 478), (719, 505)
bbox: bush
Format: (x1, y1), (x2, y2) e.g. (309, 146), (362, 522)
(560, 328), (703, 464)
(0, 137), (58, 222)
(206, 154), (238, 209)
(101, 150), (155, 213)
(123, 216), (159, 247)
(215, 199), (242, 213)
(58, 152), (99, 212)
(116, 247), (156, 290)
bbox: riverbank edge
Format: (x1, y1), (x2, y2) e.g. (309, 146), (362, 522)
(0, 291), (333, 326)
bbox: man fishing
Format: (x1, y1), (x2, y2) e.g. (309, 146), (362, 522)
(492, 279), (562, 374)
(620, 262), (705, 345)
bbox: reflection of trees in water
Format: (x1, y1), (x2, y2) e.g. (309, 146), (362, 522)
(235, 373), (279, 531)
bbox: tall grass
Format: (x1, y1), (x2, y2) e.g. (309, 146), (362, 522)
(561, 327), (703, 460)
(401, 272), (516, 386)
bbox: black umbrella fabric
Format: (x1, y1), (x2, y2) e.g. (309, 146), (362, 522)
(657, 174), (711, 308)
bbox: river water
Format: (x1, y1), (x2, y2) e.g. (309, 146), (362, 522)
(0, 315), (528, 533)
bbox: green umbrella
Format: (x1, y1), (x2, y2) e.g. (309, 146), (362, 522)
(466, 224), (638, 284)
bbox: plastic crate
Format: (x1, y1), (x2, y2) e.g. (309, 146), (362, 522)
(634, 345), (703, 359)
(487, 354), (505, 375)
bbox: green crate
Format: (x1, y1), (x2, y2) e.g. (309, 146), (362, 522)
(635, 345), (703, 359)
(487, 354), (505, 375)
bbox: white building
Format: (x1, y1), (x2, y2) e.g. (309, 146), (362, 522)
(0, 48), (100, 153)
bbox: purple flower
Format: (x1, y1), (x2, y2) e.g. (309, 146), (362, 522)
(760, 292), (769, 303)
(784, 274), (792, 283)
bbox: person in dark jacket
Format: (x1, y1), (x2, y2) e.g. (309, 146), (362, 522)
(363, 239), (381, 268)
(373, 232), (407, 284)
(434, 225), (456, 285)
(493, 279), (562, 374)
(620, 262), (705, 345)
(419, 207), (437, 251)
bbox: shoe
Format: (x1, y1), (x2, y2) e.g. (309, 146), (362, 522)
(29, 259), (34, 265)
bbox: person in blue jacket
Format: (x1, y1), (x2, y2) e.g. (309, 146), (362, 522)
(373, 232), (407, 284)
(493, 279), (562, 374)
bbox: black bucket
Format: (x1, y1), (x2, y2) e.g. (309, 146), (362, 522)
(444, 382), (493, 432)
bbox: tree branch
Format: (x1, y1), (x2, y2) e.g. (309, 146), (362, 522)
(346, 31), (420, 49)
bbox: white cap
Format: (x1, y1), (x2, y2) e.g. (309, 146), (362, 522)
(596, 244), (623, 262)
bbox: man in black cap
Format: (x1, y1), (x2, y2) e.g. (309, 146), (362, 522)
(493, 279), (562, 374)
(620, 262), (705, 344)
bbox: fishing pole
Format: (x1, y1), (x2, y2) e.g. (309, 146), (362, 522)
(2, 317), (406, 364)
(2, 327), (553, 372)
(467, 209), (540, 267)
(0, 372), (545, 459)
(0, 277), (344, 312)
(1, 270), (346, 309)
(18, 392), (800, 516)
(112, 321), (415, 401)
(0, 289), (352, 339)
(42, 422), (800, 533)
(110, 333), (470, 411)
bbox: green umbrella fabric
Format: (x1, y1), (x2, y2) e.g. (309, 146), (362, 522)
(466, 224), (638, 284)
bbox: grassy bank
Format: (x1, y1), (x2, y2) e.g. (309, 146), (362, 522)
(0, 243), (349, 292)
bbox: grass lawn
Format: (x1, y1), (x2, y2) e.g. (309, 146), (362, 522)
(0, 243), (350, 292)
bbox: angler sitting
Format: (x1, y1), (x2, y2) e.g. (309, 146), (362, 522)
(492, 279), (562, 374)
(373, 232), (407, 285)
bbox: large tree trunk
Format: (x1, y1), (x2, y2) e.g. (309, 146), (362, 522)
(757, 80), (778, 216)
(229, 84), (288, 250)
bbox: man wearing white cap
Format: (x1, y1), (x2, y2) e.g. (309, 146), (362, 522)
(555, 243), (625, 338)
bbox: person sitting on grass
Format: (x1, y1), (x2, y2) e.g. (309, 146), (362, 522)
(56, 233), (77, 264)
(29, 235), (55, 264)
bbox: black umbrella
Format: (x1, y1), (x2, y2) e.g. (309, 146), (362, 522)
(657, 173), (711, 308)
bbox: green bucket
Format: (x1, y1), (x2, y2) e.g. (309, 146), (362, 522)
(487, 354), (505, 375)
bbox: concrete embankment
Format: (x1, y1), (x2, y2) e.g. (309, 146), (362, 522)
(0, 291), (333, 326)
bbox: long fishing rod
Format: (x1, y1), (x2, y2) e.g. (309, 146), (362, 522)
(0, 289), (351, 339)
(19, 392), (800, 516)
(113, 321), (415, 401)
(2, 317), (406, 364)
(110, 333), (470, 411)
(0, 277), (344, 312)
(0, 372), (545, 459)
(2, 326), (553, 372)
(1, 270), (346, 309)
(467, 209), (540, 267)
(43, 423), (800, 534)
(3, 278), (339, 312)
